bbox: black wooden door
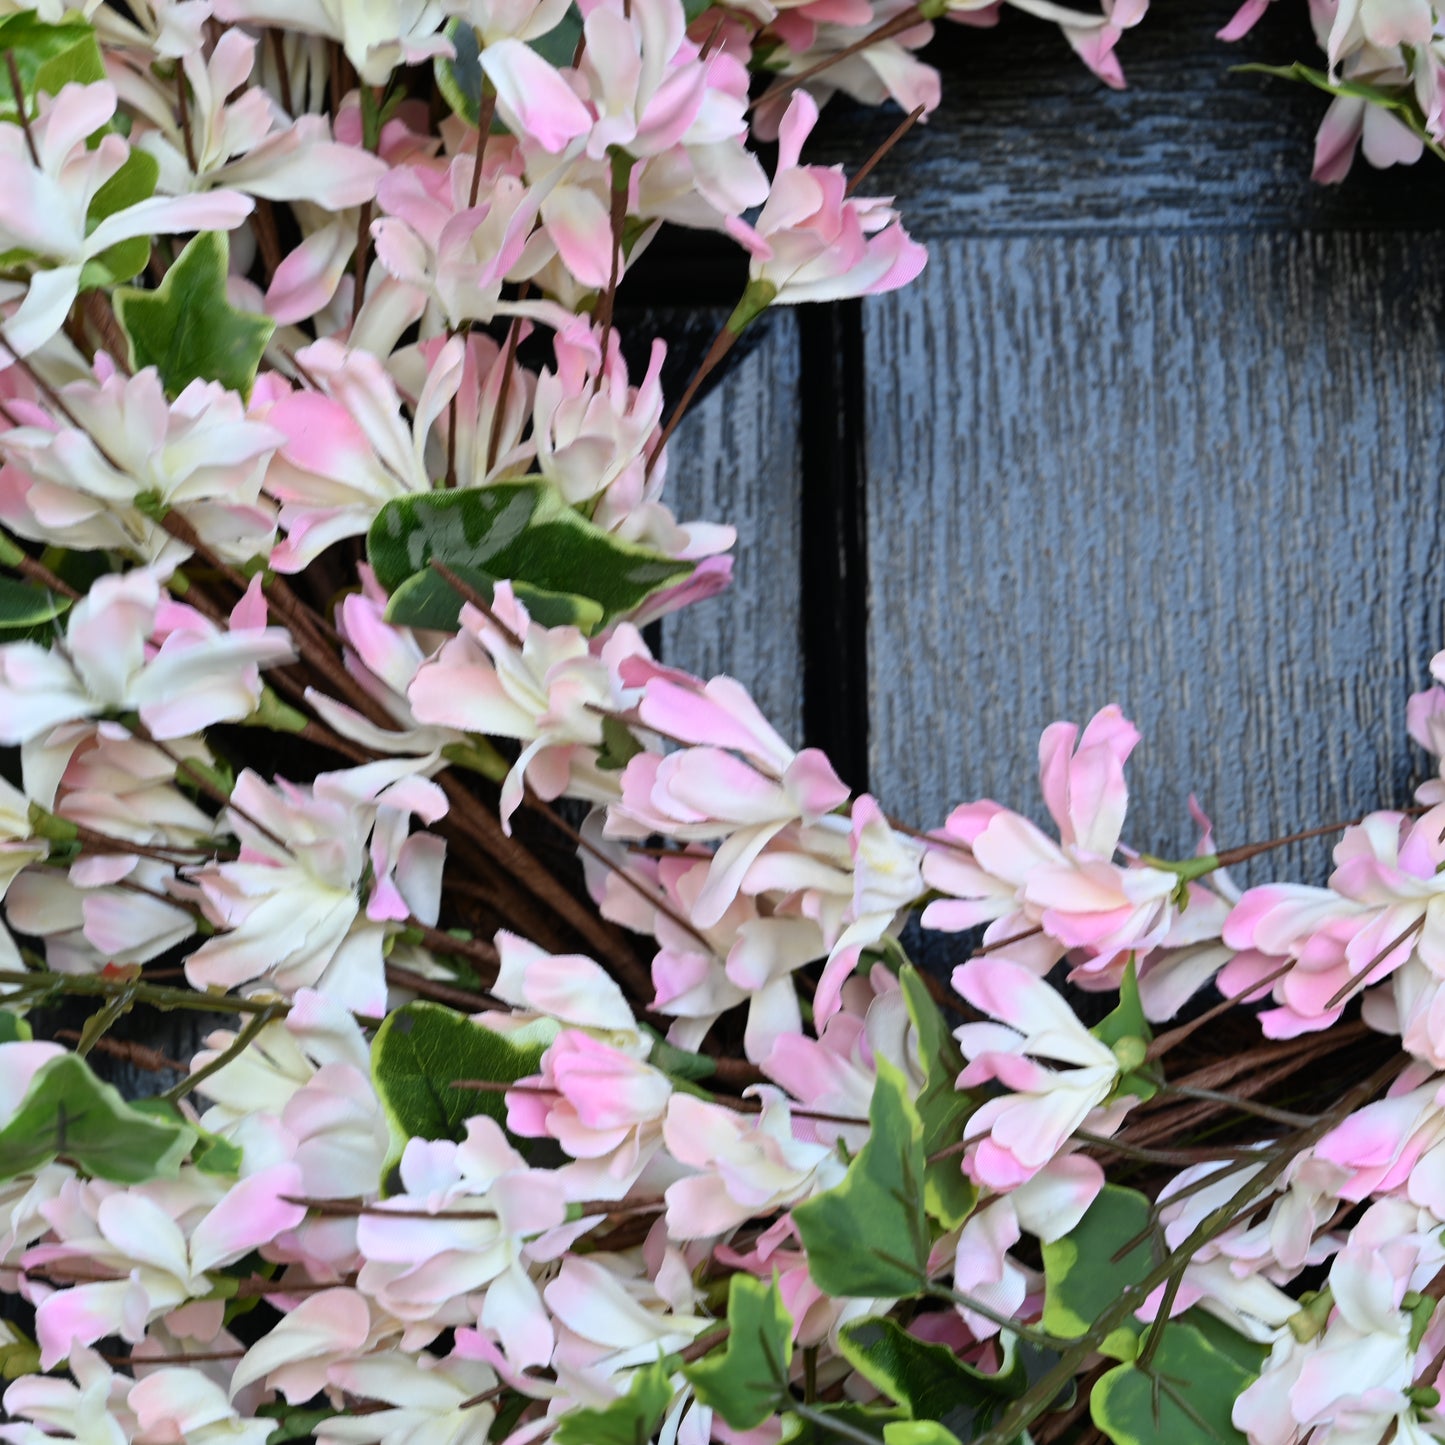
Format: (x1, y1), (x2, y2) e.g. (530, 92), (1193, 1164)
(660, 1), (1445, 921)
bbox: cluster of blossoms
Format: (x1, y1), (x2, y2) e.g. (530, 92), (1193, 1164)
(1221, 0), (1445, 178)
(0, 4), (1440, 1445)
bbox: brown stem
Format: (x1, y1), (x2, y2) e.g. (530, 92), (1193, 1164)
(350, 200), (373, 333)
(1324, 913), (1424, 1009)
(176, 64), (197, 172)
(53, 1031), (185, 1073)
(0, 544), (80, 600)
(431, 559), (522, 644)
(83, 293), (132, 371)
(1145, 959), (1294, 1061)
(251, 198), (285, 284)
(1212, 805), (1430, 870)
(593, 159), (632, 377)
(468, 85), (498, 209)
(5, 52), (38, 164)
(486, 300), (529, 474)
(646, 324), (739, 477)
(269, 28), (295, 116)
(846, 104), (925, 196)
(749, 5), (928, 114)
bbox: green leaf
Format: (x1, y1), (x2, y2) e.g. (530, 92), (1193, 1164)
(1090, 959), (1156, 1102)
(780, 1403), (911, 1442)
(384, 561), (605, 635)
(1177, 1309), (1267, 1377)
(371, 1001), (552, 1167)
(884, 1425), (966, 1445)
(367, 482), (693, 632)
(685, 1274), (793, 1430)
(0, 1322), (40, 1381)
(553, 1360), (675, 1445)
(0, 1053), (196, 1183)
(839, 1315), (1031, 1440)
(191, 1131), (245, 1177)
(0, 1012), (31, 1044)
(80, 149), (160, 291)
(899, 964), (976, 1229)
(435, 18), (486, 128)
(132, 1101), (244, 1179)
(1091, 1322), (1253, 1445)
(31, 21), (106, 102)
(598, 714), (645, 771)
(529, 6), (586, 68)
(0, 13), (103, 118)
(0, 577), (70, 641)
(257, 1404), (340, 1444)
(1041, 1185), (1159, 1340)
(793, 1057), (931, 1299)
(114, 231), (275, 401)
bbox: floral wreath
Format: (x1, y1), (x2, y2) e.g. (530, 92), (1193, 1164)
(0, 3), (1441, 1444)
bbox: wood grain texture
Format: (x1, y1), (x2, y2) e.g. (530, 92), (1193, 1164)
(658, 310), (805, 745)
(808, 0), (1445, 236)
(864, 233), (1445, 885)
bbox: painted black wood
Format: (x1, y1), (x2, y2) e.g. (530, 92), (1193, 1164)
(811, 0), (1445, 911)
(811, 1), (1445, 237)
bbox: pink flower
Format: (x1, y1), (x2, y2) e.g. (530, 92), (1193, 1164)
(112, 28), (386, 205)
(211, 0), (466, 86)
(924, 707), (1179, 978)
(953, 1155), (1102, 1337)
(953, 957), (1127, 1190)
(663, 1089), (840, 1238)
(409, 587), (645, 831)
(508, 1029), (673, 1199)
(0, 569), (293, 747)
(533, 320), (665, 509)
(726, 92), (927, 310)
(0, 365), (282, 570)
(1222, 807), (1445, 1040)
(355, 1117), (570, 1365)
(0, 83), (252, 355)
(184, 760), (447, 1014)
(257, 337), (444, 572)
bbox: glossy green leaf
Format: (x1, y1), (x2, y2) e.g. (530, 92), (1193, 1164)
(367, 481), (693, 631)
(436, 19), (486, 128)
(684, 1274), (793, 1430)
(597, 714), (645, 771)
(0, 1053), (195, 1183)
(554, 1359), (674, 1445)
(1091, 1322), (1253, 1445)
(529, 6), (586, 68)
(114, 231), (275, 400)
(384, 561), (604, 635)
(0, 577), (70, 641)
(135, 1101), (245, 1179)
(840, 1314), (1030, 1441)
(0, 1012), (31, 1044)
(883, 1425), (966, 1445)
(793, 1057), (931, 1299)
(80, 149), (160, 291)
(899, 964), (976, 1229)
(780, 1403), (911, 1442)
(257, 1403), (340, 1444)
(1178, 1309), (1268, 1378)
(1041, 1185), (1158, 1340)
(1090, 959), (1157, 1102)
(0, 13), (104, 117)
(371, 1001), (552, 1168)
(0, 1322), (40, 1381)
